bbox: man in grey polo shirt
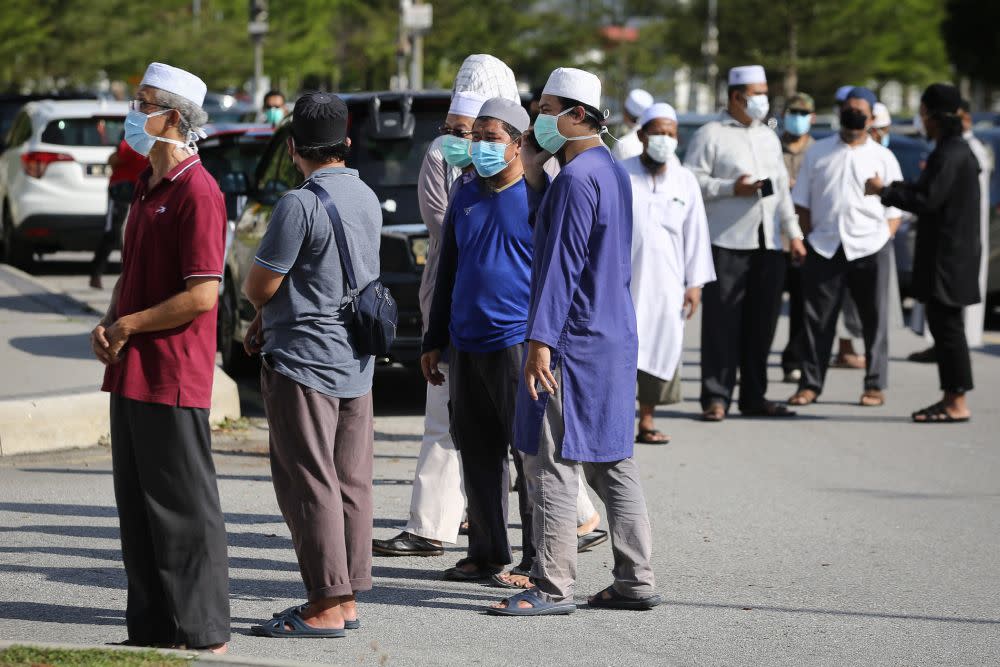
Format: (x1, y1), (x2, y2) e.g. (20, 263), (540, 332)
(242, 92), (382, 638)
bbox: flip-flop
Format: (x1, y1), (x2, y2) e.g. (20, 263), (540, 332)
(272, 604), (359, 629)
(577, 529), (609, 552)
(635, 429), (671, 445)
(486, 588), (576, 616)
(490, 568), (534, 590)
(587, 585), (663, 611)
(250, 610), (346, 638)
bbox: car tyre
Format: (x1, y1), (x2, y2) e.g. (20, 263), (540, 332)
(1, 203), (34, 271)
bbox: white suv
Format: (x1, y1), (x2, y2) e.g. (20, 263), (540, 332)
(0, 99), (128, 268)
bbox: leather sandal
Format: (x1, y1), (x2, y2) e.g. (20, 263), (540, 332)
(788, 389), (818, 406)
(860, 389), (885, 407)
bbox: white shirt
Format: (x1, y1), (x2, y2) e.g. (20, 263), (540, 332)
(792, 135), (903, 260)
(612, 128), (644, 161)
(624, 155), (716, 380)
(683, 111), (802, 250)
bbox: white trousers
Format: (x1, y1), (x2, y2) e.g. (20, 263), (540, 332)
(404, 363), (466, 544)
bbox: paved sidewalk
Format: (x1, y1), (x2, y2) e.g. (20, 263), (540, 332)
(1, 295), (998, 665)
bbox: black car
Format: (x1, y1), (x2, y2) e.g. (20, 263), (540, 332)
(218, 91), (447, 372)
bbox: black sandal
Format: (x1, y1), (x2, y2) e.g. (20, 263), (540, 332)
(635, 429), (671, 444)
(912, 402), (970, 424)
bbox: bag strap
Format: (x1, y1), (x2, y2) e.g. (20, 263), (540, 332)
(302, 180), (358, 293)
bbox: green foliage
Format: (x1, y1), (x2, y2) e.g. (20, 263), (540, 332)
(0, 645), (187, 667)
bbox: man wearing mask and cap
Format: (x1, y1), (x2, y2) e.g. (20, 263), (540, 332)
(683, 65), (805, 421)
(243, 92), (383, 637)
(490, 67), (661, 616)
(421, 98), (539, 587)
(611, 88), (654, 161)
(777, 91), (816, 384)
(90, 62), (229, 652)
(260, 89), (286, 126)
(866, 83), (982, 424)
(623, 102), (715, 444)
(787, 87), (903, 409)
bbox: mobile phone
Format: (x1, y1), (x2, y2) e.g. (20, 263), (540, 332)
(759, 178), (775, 198)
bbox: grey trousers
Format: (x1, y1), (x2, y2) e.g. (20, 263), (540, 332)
(800, 242), (891, 394)
(261, 362), (375, 601)
(523, 367), (656, 602)
(110, 394), (231, 647)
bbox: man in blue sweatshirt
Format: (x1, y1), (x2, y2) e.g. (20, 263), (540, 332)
(421, 97), (535, 585)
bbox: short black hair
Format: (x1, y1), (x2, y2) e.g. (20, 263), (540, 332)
(264, 90), (285, 101)
(556, 96), (603, 132)
(959, 99), (971, 113)
(295, 141), (350, 164)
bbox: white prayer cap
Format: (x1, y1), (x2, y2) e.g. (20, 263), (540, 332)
(834, 85), (855, 102)
(872, 102), (891, 129)
(139, 62), (207, 108)
(448, 91), (488, 119)
(624, 89), (654, 117)
(728, 65), (766, 86)
(638, 102), (677, 128)
(542, 67), (602, 110)
(452, 54), (520, 103)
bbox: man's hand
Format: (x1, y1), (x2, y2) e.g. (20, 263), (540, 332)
(683, 287), (702, 320)
(421, 349), (445, 386)
(864, 173), (884, 197)
(790, 238), (808, 264)
(104, 317), (133, 363)
(90, 323), (113, 365)
(520, 129), (551, 192)
(524, 340), (557, 401)
(243, 312), (264, 356)
(734, 174), (764, 197)
(888, 217), (903, 238)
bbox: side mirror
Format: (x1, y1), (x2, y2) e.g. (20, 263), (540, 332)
(219, 171), (249, 195)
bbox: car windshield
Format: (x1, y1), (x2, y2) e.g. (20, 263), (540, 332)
(199, 133), (272, 182)
(41, 116), (124, 146)
(347, 109), (441, 187)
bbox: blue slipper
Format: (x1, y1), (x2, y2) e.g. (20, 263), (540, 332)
(272, 603), (360, 630)
(486, 588), (576, 616)
(251, 610), (346, 638)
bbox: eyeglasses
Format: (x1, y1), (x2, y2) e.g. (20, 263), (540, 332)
(786, 109), (811, 116)
(438, 125), (473, 138)
(129, 99), (172, 112)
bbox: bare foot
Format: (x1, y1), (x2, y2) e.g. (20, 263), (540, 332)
(578, 512), (600, 536)
(491, 596), (535, 610)
(299, 598), (347, 630)
(495, 571), (534, 588)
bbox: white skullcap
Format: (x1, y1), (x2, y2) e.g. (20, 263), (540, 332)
(835, 85), (855, 102)
(448, 91), (488, 119)
(728, 65), (766, 86)
(872, 102), (891, 129)
(140, 62), (207, 108)
(638, 102), (677, 128)
(543, 67), (602, 110)
(624, 89), (654, 117)
(452, 54), (520, 103)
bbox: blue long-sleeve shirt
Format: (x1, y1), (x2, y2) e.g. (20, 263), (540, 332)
(423, 177), (533, 354)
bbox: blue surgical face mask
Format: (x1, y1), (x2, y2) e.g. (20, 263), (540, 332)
(264, 107), (284, 125)
(784, 112), (812, 136)
(880, 133), (891, 148)
(470, 139), (515, 178)
(441, 135), (473, 168)
(533, 107), (602, 154)
(124, 108), (187, 157)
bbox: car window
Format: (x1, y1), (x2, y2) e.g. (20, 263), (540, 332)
(41, 117), (124, 146)
(347, 109), (440, 187)
(199, 134), (272, 183)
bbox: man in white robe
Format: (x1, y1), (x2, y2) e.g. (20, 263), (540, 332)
(623, 103), (716, 443)
(612, 88), (654, 161)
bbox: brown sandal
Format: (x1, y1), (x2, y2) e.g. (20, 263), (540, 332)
(701, 403), (726, 422)
(860, 389), (885, 407)
(788, 389), (818, 406)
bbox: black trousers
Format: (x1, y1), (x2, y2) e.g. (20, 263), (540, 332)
(700, 244), (787, 411)
(110, 394), (230, 647)
(448, 344), (534, 569)
(92, 197), (129, 278)
(799, 243), (891, 394)
(925, 299), (974, 393)
(780, 254), (806, 373)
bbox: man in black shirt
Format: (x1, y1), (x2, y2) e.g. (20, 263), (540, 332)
(865, 83), (981, 423)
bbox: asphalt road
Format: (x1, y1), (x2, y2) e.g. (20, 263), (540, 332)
(1, 255), (998, 666)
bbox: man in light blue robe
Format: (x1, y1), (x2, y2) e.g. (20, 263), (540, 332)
(489, 67), (661, 616)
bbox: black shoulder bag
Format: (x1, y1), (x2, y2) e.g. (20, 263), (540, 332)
(303, 180), (398, 357)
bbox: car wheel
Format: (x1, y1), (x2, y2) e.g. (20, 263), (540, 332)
(219, 273), (255, 376)
(1, 202), (34, 271)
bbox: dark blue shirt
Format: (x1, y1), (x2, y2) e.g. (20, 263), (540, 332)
(424, 177), (533, 354)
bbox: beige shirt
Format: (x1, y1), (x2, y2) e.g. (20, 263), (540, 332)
(782, 133), (815, 188)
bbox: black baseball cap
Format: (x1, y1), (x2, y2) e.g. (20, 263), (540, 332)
(291, 92), (348, 148)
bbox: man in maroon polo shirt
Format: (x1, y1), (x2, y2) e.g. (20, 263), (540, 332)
(89, 62), (230, 653)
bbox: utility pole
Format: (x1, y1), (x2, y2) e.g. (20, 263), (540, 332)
(399, 0), (432, 91)
(248, 0), (269, 107)
(703, 0), (719, 110)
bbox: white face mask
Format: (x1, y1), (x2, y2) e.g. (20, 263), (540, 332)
(645, 134), (678, 163)
(745, 94), (770, 121)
